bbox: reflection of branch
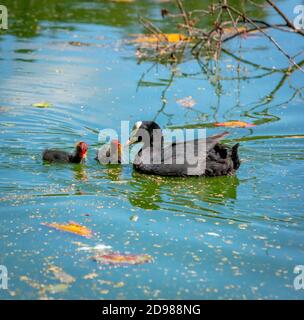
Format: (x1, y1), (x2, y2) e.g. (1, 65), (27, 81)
(247, 58), (304, 112)
(266, 0), (304, 36)
(175, 0), (192, 36)
(222, 22), (289, 43)
(139, 17), (167, 42)
(137, 0), (304, 72)
(136, 62), (157, 92)
(221, 48), (281, 72)
(153, 71), (175, 122)
(227, 5), (304, 72)
(135, 3), (304, 133)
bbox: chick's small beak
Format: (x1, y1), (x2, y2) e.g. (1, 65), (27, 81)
(117, 143), (122, 159)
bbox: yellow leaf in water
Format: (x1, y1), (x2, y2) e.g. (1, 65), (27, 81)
(131, 33), (189, 43)
(214, 121), (255, 128)
(32, 102), (52, 108)
(42, 221), (92, 237)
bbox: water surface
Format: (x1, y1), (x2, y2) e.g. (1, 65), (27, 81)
(0, 0), (304, 299)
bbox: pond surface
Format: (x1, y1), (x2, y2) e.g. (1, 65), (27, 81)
(0, 0), (303, 299)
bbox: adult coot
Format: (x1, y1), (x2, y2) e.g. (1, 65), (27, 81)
(127, 121), (240, 177)
(42, 142), (88, 164)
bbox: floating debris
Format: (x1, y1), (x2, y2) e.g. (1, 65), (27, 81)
(92, 253), (153, 266)
(20, 275), (41, 290)
(20, 275), (69, 298)
(130, 214), (139, 222)
(68, 41), (91, 47)
(45, 283), (69, 294)
(176, 96), (196, 108)
(46, 265), (75, 284)
(77, 244), (112, 254)
(113, 281), (125, 288)
(100, 289), (109, 294)
(83, 273), (98, 280)
(32, 102), (52, 108)
(206, 232), (220, 237)
(214, 121), (255, 128)
(42, 221), (92, 237)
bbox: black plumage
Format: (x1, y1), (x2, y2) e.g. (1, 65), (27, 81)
(42, 141), (88, 164)
(127, 121), (240, 177)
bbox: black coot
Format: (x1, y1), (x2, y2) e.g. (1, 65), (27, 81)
(42, 141), (88, 164)
(127, 121), (240, 177)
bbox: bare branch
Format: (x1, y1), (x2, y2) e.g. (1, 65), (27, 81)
(266, 0), (304, 36)
(227, 5), (304, 72)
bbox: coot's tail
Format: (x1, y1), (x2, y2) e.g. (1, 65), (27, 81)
(232, 143), (240, 170)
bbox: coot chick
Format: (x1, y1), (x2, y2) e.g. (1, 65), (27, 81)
(127, 121), (240, 177)
(95, 139), (122, 164)
(42, 141), (88, 164)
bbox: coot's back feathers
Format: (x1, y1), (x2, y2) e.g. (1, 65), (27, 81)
(42, 149), (71, 163)
(204, 142), (240, 177)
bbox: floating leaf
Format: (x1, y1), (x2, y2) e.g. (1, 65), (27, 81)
(176, 96), (196, 108)
(32, 102), (52, 108)
(92, 253), (153, 265)
(69, 41), (91, 47)
(113, 281), (125, 288)
(83, 273), (98, 280)
(20, 275), (41, 290)
(214, 121), (255, 128)
(42, 221), (92, 237)
(45, 283), (69, 294)
(131, 33), (189, 43)
(100, 289), (109, 294)
(20, 275), (69, 297)
(47, 265), (75, 284)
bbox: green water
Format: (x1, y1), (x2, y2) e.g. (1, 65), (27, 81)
(0, 0), (303, 299)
